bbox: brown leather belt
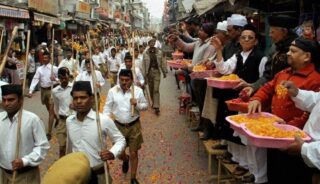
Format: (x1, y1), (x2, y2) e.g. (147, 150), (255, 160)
(41, 86), (51, 90)
(114, 118), (139, 127)
(59, 115), (68, 120)
(2, 166), (38, 175)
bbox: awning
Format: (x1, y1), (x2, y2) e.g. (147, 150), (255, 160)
(34, 12), (60, 25)
(0, 4), (29, 19)
(74, 18), (91, 26)
(193, 0), (226, 16)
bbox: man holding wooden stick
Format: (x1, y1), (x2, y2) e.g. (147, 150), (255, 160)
(66, 81), (126, 184)
(0, 84), (49, 184)
(103, 69), (148, 184)
(28, 51), (58, 140)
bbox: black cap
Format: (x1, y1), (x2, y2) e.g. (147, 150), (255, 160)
(124, 53), (132, 60)
(71, 81), (92, 96)
(58, 67), (70, 77)
(1, 84), (22, 97)
(291, 37), (320, 61)
(242, 24), (257, 35)
(119, 69), (133, 79)
(268, 15), (298, 29)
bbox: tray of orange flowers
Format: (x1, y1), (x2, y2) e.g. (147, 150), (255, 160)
(167, 59), (192, 69)
(206, 74), (241, 89)
(240, 121), (311, 148)
(190, 65), (220, 79)
(226, 112), (280, 135)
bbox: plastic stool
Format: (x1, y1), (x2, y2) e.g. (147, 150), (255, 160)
(179, 92), (191, 114)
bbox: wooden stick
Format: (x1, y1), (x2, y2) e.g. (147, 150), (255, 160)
(71, 34), (74, 59)
(86, 32), (110, 184)
(0, 29), (4, 54)
(131, 32), (136, 116)
(11, 30), (30, 184)
(0, 26), (18, 76)
(50, 28), (55, 90)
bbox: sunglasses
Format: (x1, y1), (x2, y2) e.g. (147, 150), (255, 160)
(240, 35), (255, 41)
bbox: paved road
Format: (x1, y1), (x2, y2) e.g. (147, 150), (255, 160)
(23, 71), (209, 183)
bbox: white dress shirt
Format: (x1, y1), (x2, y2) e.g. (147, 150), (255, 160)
(92, 54), (104, 68)
(67, 109), (126, 167)
(135, 56), (143, 70)
(29, 63), (58, 93)
(75, 70), (105, 92)
(107, 56), (121, 72)
(291, 89), (320, 169)
(103, 85), (148, 124)
(27, 54), (36, 73)
(292, 89), (320, 140)
(117, 64), (145, 86)
(0, 110), (50, 170)
(213, 49), (268, 77)
(58, 58), (78, 73)
(52, 83), (73, 116)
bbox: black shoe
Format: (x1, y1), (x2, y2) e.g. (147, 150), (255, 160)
(155, 108), (160, 115)
(122, 156), (129, 174)
(212, 144), (227, 150)
(46, 133), (52, 141)
(131, 178), (139, 184)
(200, 133), (210, 140)
(241, 174), (255, 183)
(190, 126), (202, 132)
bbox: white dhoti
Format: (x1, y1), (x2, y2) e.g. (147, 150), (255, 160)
(240, 134), (268, 183)
(201, 87), (218, 124)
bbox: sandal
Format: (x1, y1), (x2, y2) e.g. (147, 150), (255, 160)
(232, 166), (249, 176)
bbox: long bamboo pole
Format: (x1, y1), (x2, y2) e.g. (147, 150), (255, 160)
(11, 30), (31, 184)
(131, 32), (136, 116)
(0, 29), (4, 54)
(0, 26), (18, 76)
(86, 32), (110, 184)
(50, 29), (55, 90)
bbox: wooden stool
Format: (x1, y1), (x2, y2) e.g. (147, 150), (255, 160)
(188, 106), (199, 128)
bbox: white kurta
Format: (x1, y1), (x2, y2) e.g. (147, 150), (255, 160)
(0, 110), (50, 170)
(67, 109), (126, 167)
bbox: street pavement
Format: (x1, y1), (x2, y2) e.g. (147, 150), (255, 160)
(23, 70), (209, 183)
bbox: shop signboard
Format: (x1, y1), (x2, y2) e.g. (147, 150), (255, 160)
(28, 0), (59, 15)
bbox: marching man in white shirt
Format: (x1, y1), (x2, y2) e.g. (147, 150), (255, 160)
(67, 81), (126, 184)
(76, 59), (105, 111)
(107, 48), (121, 86)
(58, 48), (78, 80)
(52, 67), (73, 158)
(0, 84), (50, 184)
(104, 69), (148, 184)
(118, 53), (145, 88)
(28, 51), (58, 140)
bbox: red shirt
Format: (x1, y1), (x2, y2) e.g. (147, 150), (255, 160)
(251, 63), (320, 129)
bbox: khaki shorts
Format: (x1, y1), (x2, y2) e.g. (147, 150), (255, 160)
(56, 118), (67, 146)
(41, 88), (52, 106)
(115, 120), (143, 152)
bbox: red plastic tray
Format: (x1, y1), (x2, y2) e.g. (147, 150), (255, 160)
(190, 70), (221, 79)
(226, 112), (278, 136)
(225, 99), (249, 113)
(206, 78), (240, 89)
(241, 123), (312, 148)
